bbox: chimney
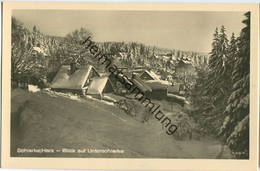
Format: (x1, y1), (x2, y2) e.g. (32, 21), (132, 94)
(70, 62), (77, 74)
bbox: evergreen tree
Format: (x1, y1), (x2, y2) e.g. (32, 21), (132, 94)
(205, 27), (221, 97)
(206, 26), (230, 102)
(223, 33), (238, 87)
(189, 28), (221, 134)
(219, 25), (229, 69)
(191, 26), (236, 136)
(208, 28), (220, 69)
(219, 12), (250, 159)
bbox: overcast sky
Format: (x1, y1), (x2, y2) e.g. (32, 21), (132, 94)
(13, 10), (246, 53)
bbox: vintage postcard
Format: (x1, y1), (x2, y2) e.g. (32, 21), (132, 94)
(1, 2), (259, 171)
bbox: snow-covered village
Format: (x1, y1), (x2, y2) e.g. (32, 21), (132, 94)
(10, 10), (250, 159)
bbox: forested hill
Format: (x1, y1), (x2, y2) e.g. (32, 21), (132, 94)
(11, 17), (208, 84)
(97, 41), (208, 69)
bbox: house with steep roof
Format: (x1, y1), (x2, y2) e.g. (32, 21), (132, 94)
(138, 70), (161, 81)
(86, 76), (114, 99)
(50, 64), (100, 94)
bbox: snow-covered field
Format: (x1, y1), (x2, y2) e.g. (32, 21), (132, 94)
(11, 88), (233, 158)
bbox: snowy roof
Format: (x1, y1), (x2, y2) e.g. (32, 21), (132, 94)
(87, 76), (109, 95)
(145, 80), (171, 86)
(32, 47), (47, 56)
(145, 80), (169, 90)
(162, 56), (170, 60)
(140, 70), (161, 80)
(183, 60), (192, 64)
(51, 65), (98, 90)
(132, 75), (152, 93)
(154, 55), (159, 59)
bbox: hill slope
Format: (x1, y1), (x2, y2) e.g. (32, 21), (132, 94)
(11, 89), (232, 158)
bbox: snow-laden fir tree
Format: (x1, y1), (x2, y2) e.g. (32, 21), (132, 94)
(219, 12), (250, 159)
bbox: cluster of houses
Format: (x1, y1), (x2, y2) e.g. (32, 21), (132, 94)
(116, 51), (206, 74)
(50, 63), (188, 106)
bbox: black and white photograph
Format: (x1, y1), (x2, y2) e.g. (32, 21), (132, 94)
(1, 2), (259, 171)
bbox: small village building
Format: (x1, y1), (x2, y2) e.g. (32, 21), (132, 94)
(166, 75), (174, 82)
(32, 46), (47, 56)
(132, 74), (152, 94)
(50, 64), (100, 94)
(118, 52), (128, 60)
(167, 83), (185, 95)
(144, 80), (169, 100)
(131, 69), (144, 75)
(86, 76), (114, 99)
(175, 60), (195, 75)
(108, 72), (133, 94)
(138, 70), (161, 81)
(166, 82), (187, 107)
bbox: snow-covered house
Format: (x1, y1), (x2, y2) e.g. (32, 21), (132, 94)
(138, 70), (161, 81)
(51, 64), (100, 94)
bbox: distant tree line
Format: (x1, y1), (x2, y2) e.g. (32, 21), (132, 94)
(98, 41), (207, 70)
